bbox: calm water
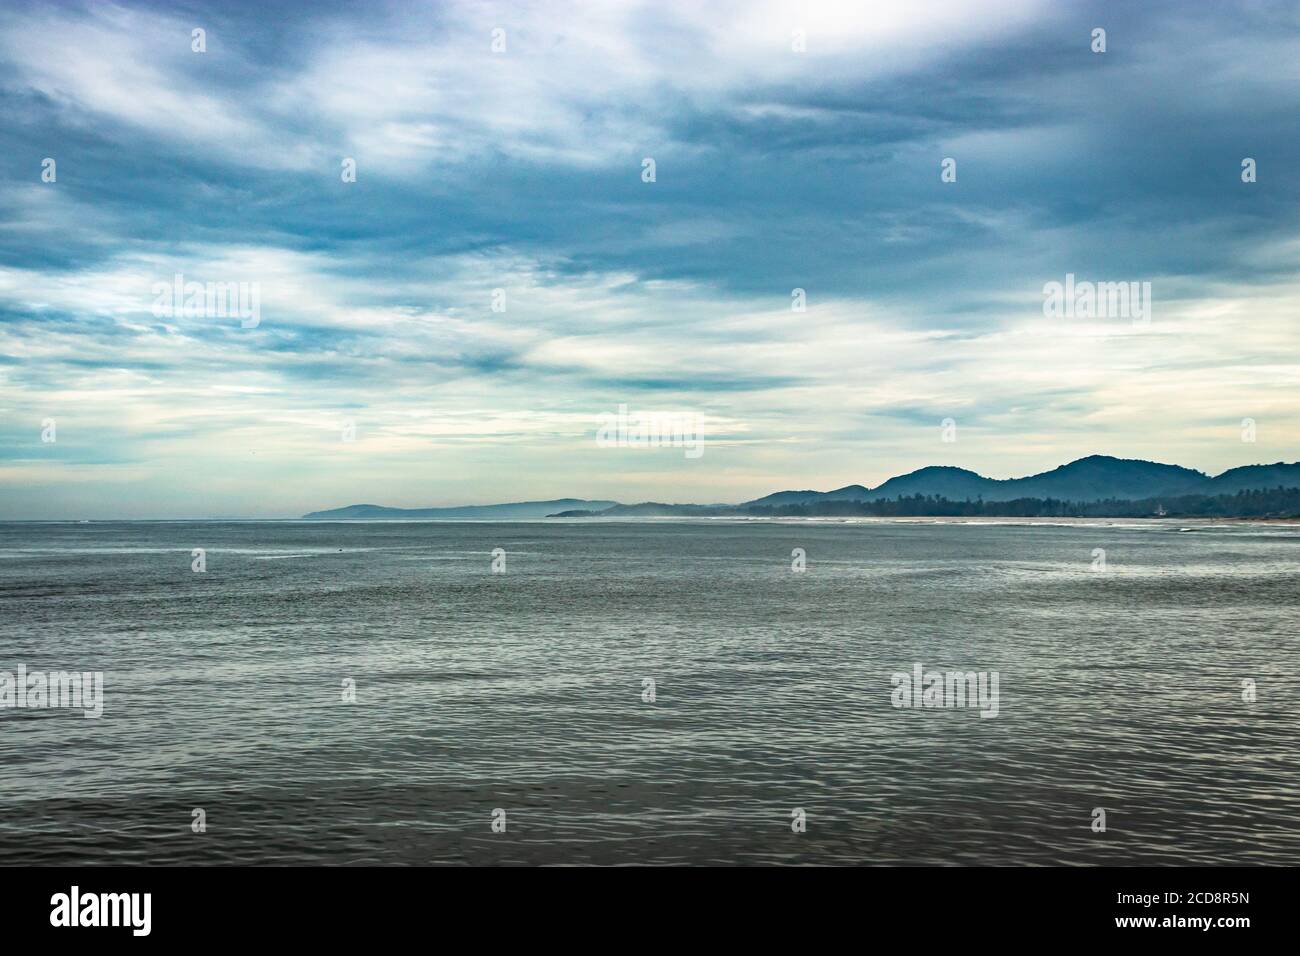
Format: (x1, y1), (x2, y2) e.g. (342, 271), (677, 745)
(1, 519), (1297, 866)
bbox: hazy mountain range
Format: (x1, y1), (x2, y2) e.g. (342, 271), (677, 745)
(302, 457), (1300, 519)
(303, 499), (618, 520)
(740, 456), (1300, 507)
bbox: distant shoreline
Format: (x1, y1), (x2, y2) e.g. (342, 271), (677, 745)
(299, 457), (1300, 523)
(7, 515), (1300, 526)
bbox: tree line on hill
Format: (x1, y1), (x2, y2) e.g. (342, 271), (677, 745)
(739, 486), (1300, 519)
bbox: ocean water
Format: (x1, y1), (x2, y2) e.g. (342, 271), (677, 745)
(1, 518), (1297, 866)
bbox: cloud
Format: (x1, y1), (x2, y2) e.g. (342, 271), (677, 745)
(0, 0), (1298, 516)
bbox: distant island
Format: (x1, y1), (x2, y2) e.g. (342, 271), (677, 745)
(304, 456), (1300, 520)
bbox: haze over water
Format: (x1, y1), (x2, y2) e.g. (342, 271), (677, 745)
(1, 519), (1297, 865)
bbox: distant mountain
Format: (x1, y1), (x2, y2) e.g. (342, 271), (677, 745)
(550, 502), (733, 518)
(742, 456), (1297, 506)
(742, 486), (1300, 519)
(1207, 463), (1300, 494)
(1001, 455), (1208, 501)
(307, 458), (1300, 521)
(745, 484), (870, 507)
(303, 499), (619, 520)
(860, 465), (1000, 501)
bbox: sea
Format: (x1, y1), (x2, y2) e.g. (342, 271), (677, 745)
(1, 518), (1297, 865)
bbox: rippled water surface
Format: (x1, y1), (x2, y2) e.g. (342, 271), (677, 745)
(1, 519), (1297, 865)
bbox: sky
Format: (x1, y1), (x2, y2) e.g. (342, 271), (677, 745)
(1, 0), (1298, 518)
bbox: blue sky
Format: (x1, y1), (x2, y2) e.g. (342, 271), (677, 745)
(1, 0), (1298, 517)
